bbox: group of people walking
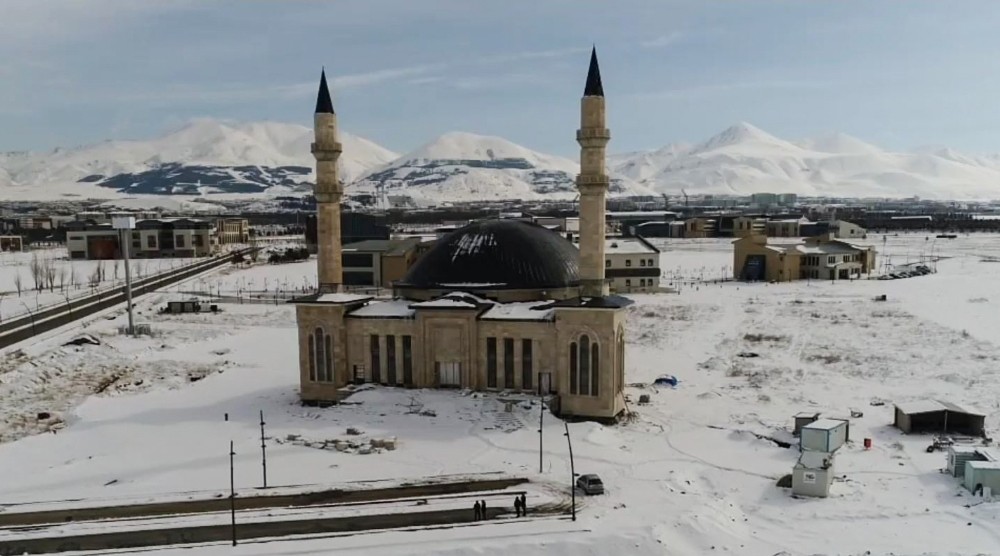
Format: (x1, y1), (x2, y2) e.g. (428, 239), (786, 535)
(472, 494), (528, 521)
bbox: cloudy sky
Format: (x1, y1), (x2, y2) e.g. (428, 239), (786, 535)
(2, 0), (999, 156)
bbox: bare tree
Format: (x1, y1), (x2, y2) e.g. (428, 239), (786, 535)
(29, 253), (43, 291)
(113, 260), (120, 282)
(13, 271), (23, 297)
(98, 260), (106, 283)
(58, 267), (68, 292)
(89, 263), (102, 289)
(44, 259), (57, 292)
(69, 266), (78, 290)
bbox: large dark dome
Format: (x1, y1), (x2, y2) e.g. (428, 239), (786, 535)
(398, 220), (580, 292)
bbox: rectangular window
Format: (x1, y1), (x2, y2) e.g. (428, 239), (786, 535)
(522, 339), (532, 391)
(146, 235), (156, 248)
(828, 256), (835, 264)
(370, 335), (381, 383)
(386, 334), (397, 385)
(625, 259), (632, 267)
(402, 335), (413, 386)
(639, 279), (645, 287)
(625, 279), (631, 287)
(640, 259), (646, 267)
(487, 337), (497, 388)
(605, 259), (610, 267)
(193, 234), (204, 247)
(648, 258), (654, 266)
(176, 235), (185, 248)
(504, 338), (514, 389)
(342, 253), (374, 267)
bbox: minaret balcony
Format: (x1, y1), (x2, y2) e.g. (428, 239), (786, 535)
(311, 142), (343, 158)
(576, 174), (610, 187)
(576, 128), (610, 141)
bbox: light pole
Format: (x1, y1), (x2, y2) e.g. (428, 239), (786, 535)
(564, 422), (576, 521)
(20, 301), (36, 336)
(229, 440), (237, 546)
(112, 217), (136, 336)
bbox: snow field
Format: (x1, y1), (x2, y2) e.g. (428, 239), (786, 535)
(1, 233), (1000, 553)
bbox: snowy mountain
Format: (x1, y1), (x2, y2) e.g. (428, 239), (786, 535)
(5, 119), (1000, 202)
(609, 122), (1000, 200)
(350, 131), (655, 202)
(0, 120), (397, 199)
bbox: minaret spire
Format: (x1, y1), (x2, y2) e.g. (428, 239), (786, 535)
(584, 46), (604, 97)
(576, 47), (610, 297)
(315, 69), (335, 114)
(312, 69), (344, 292)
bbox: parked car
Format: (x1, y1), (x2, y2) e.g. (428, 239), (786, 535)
(576, 473), (605, 495)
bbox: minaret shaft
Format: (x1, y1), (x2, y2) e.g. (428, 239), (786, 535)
(313, 94), (343, 293)
(577, 68), (610, 298)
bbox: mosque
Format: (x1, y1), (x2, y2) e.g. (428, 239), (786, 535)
(292, 48), (631, 420)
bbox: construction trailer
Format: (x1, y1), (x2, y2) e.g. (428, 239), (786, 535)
(800, 419), (849, 452)
(793, 412), (821, 436)
(947, 447), (996, 478)
(893, 400), (986, 436)
(792, 450), (834, 498)
(963, 461), (1000, 495)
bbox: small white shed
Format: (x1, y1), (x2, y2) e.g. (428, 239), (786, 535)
(800, 418), (849, 452)
(964, 461), (1000, 495)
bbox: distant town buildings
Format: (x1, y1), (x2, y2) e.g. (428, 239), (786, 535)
(65, 218), (217, 259)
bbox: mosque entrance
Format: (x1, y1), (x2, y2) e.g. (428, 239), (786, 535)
(435, 362), (461, 387)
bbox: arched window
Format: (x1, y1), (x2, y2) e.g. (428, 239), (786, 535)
(308, 334), (316, 382)
(314, 327), (326, 382)
(591, 343), (599, 397)
(569, 342), (578, 394)
(579, 335), (590, 396)
(324, 333), (333, 382)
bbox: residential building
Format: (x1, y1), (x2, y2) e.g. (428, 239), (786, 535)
(216, 218), (250, 245)
(829, 219), (867, 239)
(683, 217), (716, 238)
(604, 237), (660, 293)
(65, 218), (216, 259)
(765, 219), (801, 237)
(750, 193), (778, 207)
(292, 51), (631, 421)
(0, 235), (24, 252)
(733, 216), (766, 238)
(341, 238), (427, 287)
(733, 233), (876, 282)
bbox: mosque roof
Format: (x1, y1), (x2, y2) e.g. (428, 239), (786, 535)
(397, 219), (580, 292)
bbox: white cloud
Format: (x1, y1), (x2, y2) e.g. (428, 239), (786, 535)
(629, 80), (827, 100)
(641, 32), (685, 48)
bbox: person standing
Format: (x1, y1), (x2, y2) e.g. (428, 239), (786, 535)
(520, 493), (527, 516)
(481, 499), (487, 520)
(514, 496), (521, 517)
(473, 500), (481, 520)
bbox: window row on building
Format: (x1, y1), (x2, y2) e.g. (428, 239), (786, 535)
(486, 337), (535, 391)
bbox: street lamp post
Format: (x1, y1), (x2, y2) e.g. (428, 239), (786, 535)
(112, 217), (136, 336)
(564, 422), (576, 521)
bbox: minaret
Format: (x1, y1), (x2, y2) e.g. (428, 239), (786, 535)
(312, 69), (344, 292)
(576, 47), (610, 297)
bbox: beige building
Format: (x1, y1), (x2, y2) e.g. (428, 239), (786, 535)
(766, 219), (801, 238)
(292, 51), (631, 421)
(733, 233), (876, 282)
(342, 238), (427, 288)
(216, 218), (250, 245)
(683, 217), (716, 238)
(733, 216), (766, 238)
(65, 218), (215, 259)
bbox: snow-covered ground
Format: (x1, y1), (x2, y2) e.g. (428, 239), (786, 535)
(3, 233), (1000, 554)
(0, 248), (202, 321)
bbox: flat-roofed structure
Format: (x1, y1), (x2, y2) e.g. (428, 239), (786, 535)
(893, 399), (986, 436)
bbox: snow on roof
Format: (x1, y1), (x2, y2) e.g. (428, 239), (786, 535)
(348, 299), (415, 318)
(895, 399), (985, 416)
(411, 291), (490, 309)
(480, 301), (555, 321)
(796, 243), (861, 255)
(802, 418), (847, 431)
(605, 238), (658, 254)
(315, 293), (373, 304)
(965, 461), (1000, 470)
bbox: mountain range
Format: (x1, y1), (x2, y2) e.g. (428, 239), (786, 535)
(2, 119), (999, 203)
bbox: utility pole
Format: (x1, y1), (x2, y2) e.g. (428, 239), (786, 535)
(538, 396), (544, 474)
(564, 422), (576, 522)
(229, 440), (237, 546)
(113, 217), (136, 336)
(260, 410), (268, 489)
